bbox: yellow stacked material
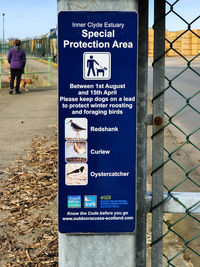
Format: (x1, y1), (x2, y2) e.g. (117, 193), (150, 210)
(165, 31), (182, 56)
(191, 29), (200, 56)
(51, 39), (57, 56)
(181, 31), (192, 56)
(31, 40), (34, 54)
(148, 28), (154, 57)
(148, 28), (200, 57)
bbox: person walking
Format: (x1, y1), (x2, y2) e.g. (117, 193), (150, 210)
(7, 39), (26, 94)
(87, 55), (99, 77)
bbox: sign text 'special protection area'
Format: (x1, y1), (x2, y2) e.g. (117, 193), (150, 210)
(58, 11), (138, 233)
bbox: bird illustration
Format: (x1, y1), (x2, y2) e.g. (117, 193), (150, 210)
(67, 120), (86, 138)
(85, 196), (93, 201)
(67, 166), (84, 176)
(73, 142), (86, 154)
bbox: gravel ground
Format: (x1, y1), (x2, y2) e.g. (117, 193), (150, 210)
(0, 59), (58, 266)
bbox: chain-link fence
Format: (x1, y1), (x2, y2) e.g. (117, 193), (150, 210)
(151, 0), (200, 266)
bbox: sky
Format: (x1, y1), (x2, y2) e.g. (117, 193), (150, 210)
(0, 0), (199, 40)
(0, 0), (57, 40)
(150, 0), (200, 31)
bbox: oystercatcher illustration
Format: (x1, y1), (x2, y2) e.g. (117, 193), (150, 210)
(67, 120), (86, 138)
(67, 166), (84, 176)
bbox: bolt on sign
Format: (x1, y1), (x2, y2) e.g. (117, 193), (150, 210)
(58, 11), (138, 233)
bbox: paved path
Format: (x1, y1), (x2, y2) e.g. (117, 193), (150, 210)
(148, 57), (200, 266)
(148, 57), (200, 142)
(0, 61), (57, 176)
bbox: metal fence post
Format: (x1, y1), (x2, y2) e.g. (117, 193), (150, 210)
(0, 59), (2, 90)
(48, 57), (51, 86)
(24, 64), (27, 79)
(136, 0), (149, 266)
(151, 1), (165, 266)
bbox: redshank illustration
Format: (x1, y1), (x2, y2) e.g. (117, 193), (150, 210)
(67, 120), (86, 138)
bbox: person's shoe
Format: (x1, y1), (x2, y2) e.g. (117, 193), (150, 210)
(16, 91), (21, 94)
(9, 90), (13, 94)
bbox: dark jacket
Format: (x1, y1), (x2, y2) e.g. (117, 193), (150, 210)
(7, 46), (26, 69)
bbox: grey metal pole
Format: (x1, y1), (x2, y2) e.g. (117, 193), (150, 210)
(57, 1), (139, 267)
(136, 0), (149, 266)
(0, 60), (2, 90)
(2, 13), (5, 43)
(151, 1), (165, 266)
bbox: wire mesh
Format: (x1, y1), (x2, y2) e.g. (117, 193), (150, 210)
(151, 0), (200, 266)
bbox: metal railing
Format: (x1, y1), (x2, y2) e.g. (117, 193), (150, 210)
(0, 57), (52, 89)
(21, 38), (57, 61)
(0, 43), (10, 54)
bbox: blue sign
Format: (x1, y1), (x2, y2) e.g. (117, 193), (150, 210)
(58, 11), (138, 233)
(50, 28), (57, 38)
(68, 196), (81, 208)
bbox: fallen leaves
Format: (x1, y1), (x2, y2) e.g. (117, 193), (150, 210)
(0, 134), (58, 266)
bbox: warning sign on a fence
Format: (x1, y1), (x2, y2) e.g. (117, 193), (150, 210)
(83, 52), (111, 80)
(58, 11), (138, 233)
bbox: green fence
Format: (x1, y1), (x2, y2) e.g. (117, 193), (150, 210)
(151, 1), (200, 266)
(0, 43), (10, 54)
(0, 37), (57, 62)
(21, 37), (57, 61)
(0, 57), (52, 89)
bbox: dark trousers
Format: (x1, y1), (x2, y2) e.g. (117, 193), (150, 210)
(10, 69), (22, 92)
